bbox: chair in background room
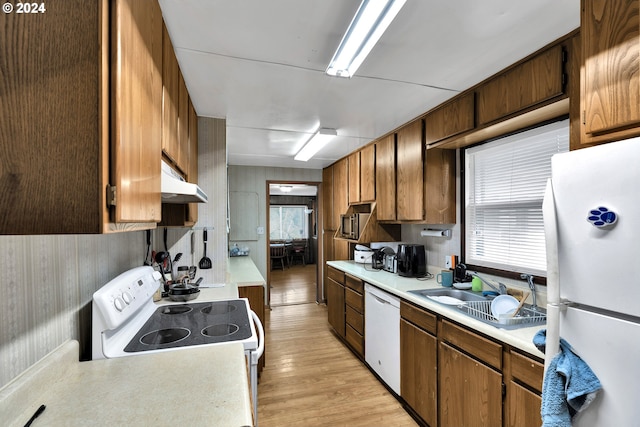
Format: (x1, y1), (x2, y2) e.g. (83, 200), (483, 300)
(289, 240), (307, 266)
(270, 244), (288, 270)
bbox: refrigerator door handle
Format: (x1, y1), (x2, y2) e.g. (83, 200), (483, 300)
(548, 299), (576, 310)
(542, 179), (561, 305)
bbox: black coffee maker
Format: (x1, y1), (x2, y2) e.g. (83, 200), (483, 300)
(454, 263), (472, 282)
(396, 244), (427, 277)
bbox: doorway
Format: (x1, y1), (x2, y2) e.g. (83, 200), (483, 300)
(266, 181), (321, 307)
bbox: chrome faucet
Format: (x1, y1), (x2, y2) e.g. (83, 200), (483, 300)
(470, 272), (507, 295)
(520, 274), (538, 311)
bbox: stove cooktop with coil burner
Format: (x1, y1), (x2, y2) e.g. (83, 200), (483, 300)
(124, 299), (253, 353)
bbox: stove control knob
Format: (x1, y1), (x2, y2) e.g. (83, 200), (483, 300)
(122, 292), (133, 304)
(114, 296), (126, 312)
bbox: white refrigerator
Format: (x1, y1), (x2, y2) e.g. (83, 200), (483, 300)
(542, 136), (640, 426)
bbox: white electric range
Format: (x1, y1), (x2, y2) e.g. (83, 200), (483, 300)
(91, 266), (264, 423)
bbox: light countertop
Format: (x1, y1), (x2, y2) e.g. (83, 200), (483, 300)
(1, 340), (253, 427)
(227, 256), (266, 288)
(327, 260), (544, 358)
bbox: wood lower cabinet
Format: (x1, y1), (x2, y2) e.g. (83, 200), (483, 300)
(326, 266), (346, 338)
(400, 302), (437, 427)
(439, 320), (503, 427)
(344, 275), (364, 358)
(581, 0), (640, 144)
(238, 285), (266, 376)
(506, 351), (543, 427)
(439, 341), (503, 427)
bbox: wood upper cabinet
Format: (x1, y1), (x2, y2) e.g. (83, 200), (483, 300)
(581, 0), (640, 142)
(162, 23), (182, 169)
(177, 73), (190, 173)
(322, 166), (335, 230)
(360, 144), (376, 202)
(424, 148), (456, 224)
(396, 120), (425, 221)
(424, 92), (475, 145)
(348, 145), (376, 204)
(111, 0), (163, 226)
(477, 44), (565, 125)
(332, 157), (349, 226)
(348, 151), (361, 204)
(0, 0), (162, 234)
(376, 134), (397, 221)
(186, 99), (199, 225)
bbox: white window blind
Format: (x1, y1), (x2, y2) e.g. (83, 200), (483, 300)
(465, 119), (569, 276)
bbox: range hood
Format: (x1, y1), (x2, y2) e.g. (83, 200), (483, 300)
(161, 160), (208, 204)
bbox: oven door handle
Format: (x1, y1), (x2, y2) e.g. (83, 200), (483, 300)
(250, 310), (264, 364)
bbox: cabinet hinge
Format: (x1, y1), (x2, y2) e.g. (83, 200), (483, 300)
(107, 185), (116, 207)
(502, 382), (507, 397)
(582, 110), (586, 126)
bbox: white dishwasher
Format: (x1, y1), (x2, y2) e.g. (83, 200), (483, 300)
(364, 283), (400, 394)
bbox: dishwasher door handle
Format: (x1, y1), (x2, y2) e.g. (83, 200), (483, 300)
(370, 293), (391, 305)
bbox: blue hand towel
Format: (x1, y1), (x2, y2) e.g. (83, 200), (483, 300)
(533, 329), (602, 427)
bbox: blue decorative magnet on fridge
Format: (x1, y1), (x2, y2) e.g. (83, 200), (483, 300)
(587, 206), (618, 228)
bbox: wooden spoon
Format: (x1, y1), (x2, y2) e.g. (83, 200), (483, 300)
(511, 291), (530, 317)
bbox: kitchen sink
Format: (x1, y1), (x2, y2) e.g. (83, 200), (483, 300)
(408, 288), (487, 302)
(408, 288), (546, 330)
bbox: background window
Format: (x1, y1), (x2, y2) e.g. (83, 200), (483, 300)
(464, 119), (569, 276)
(270, 205), (309, 240)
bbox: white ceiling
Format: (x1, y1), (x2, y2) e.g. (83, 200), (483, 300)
(159, 0), (579, 170)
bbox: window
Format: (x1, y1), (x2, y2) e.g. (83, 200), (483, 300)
(465, 119), (569, 276)
(270, 205), (309, 240)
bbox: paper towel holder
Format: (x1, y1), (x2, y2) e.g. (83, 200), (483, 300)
(420, 228), (452, 238)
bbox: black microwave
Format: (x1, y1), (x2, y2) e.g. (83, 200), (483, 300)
(340, 213), (370, 240)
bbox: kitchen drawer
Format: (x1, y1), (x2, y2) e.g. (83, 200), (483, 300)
(327, 266), (345, 284)
(345, 287), (364, 313)
(346, 324), (364, 357)
(400, 301), (437, 335)
(346, 304), (364, 335)
(511, 351), (544, 392)
(440, 319), (502, 370)
(345, 274), (364, 293)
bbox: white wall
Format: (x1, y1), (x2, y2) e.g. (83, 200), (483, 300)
(0, 232), (143, 387)
(227, 165), (322, 280)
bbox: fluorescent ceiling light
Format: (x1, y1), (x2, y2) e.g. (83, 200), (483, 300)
(294, 128), (337, 161)
(326, 0), (407, 78)
(279, 185), (293, 193)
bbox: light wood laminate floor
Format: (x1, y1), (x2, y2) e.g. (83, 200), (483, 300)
(269, 263), (317, 307)
(257, 301), (418, 426)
